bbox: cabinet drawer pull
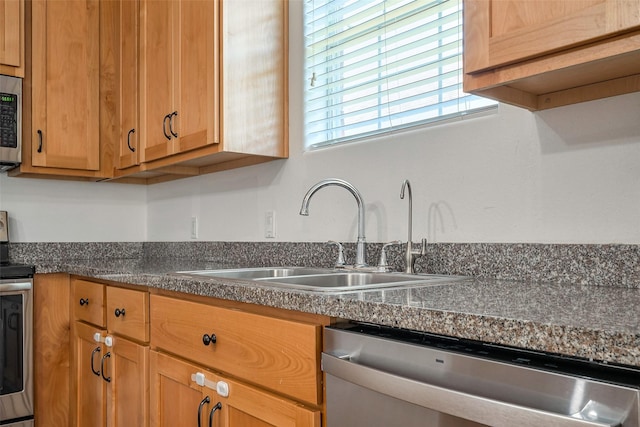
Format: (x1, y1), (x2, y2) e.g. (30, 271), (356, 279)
(197, 396), (210, 427)
(37, 129), (43, 153)
(114, 308), (126, 317)
(208, 402), (222, 427)
(100, 352), (111, 383)
(202, 333), (216, 346)
(79, 298), (89, 306)
(163, 114), (171, 140)
(127, 128), (136, 152)
(169, 111), (178, 137)
(90, 346), (101, 376)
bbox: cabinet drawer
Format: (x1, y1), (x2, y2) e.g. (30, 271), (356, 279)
(73, 279), (105, 327)
(106, 286), (149, 342)
(150, 295), (322, 405)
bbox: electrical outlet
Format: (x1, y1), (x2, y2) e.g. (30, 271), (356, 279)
(191, 216), (198, 239)
(265, 211), (276, 238)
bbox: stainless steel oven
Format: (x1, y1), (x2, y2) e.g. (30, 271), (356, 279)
(0, 278), (33, 426)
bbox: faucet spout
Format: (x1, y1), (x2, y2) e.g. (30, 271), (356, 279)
(401, 179), (426, 273)
(300, 178), (367, 267)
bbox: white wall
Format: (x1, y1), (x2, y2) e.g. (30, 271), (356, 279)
(2, 0), (640, 244)
(0, 175), (147, 242)
(146, 0), (640, 245)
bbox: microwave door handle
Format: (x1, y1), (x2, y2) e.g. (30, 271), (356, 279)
(322, 353), (620, 427)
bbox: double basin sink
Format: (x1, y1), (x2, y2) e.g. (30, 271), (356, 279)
(173, 267), (468, 293)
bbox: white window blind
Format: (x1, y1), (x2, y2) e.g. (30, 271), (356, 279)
(304, 0), (496, 149)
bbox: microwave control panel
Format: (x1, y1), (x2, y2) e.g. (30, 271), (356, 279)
(0, 93), (18, 149)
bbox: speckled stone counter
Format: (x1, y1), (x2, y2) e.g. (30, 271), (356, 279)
(29, 255), (640, 369)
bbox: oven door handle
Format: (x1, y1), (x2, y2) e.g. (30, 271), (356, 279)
(322, 352), (622, 427)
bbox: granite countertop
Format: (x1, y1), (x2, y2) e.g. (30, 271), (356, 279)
(34, 257), (640, 368)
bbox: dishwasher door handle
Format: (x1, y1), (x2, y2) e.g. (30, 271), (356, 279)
(322, 352), (621, 427)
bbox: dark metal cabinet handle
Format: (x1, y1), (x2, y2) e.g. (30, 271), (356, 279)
(101, 352), (111, 383)
(79, 298), (89, 306)
(197, 396), (210, 427)
(169, 111), (178, 138)
(202, 333), (217, 346)
(127, 128), (136, 152)
(90, 347), (101, 376)
(114, 308), (126, 317)
(208, 402), (222, 427)
(37, 129), (43, 153)
(163, 114), (171, 140)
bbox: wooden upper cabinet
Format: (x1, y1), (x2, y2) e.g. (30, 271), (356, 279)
(117, 0), (140, 170)
(463, 0), (640, 110)
(30, 0), (100, 170)
(465, 0), (640, 72)
(0, 0), (24, 77)
(221, 0), (287, 157)
(139, 0), (218, 164)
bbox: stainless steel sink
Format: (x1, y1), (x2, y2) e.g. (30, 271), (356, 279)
(176, 267), (330, 280)
(173, 267), (469, 293)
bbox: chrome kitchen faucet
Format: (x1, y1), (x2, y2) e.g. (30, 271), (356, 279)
(299, 178), (368, 267)
(400, 179), (426, 273)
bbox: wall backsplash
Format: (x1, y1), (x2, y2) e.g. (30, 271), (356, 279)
(9, 241), (640, 288)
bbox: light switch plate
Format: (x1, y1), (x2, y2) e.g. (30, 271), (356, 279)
(190, 216), (198, 239)
(265, 211), (276, 238)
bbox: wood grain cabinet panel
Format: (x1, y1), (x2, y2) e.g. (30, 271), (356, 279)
(71, 279), (150, 427)
(139, 0), (218, 163)
(0, 0), (24, 76)
(106, 285), (150, 343)
(34, 274), (70, 427)
(150, 350), (321, 427)
(463, 0), (640, 110)
(150, 294), (322, 406)
(12, 0), (118, 180)
(117, 0), (140, 170)
(73, 279), (106, 327)
(30, 0), (100, 170)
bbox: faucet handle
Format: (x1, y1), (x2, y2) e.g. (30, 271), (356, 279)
(377, 240), (402, 272)
(411, 238), (428, 256)
(327, 241), (347, 268)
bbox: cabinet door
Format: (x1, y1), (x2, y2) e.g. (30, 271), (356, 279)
(465, 0), (640, 73)
(73, 322), (107, 427)
(220, 374), (321, 427)
(139, 0), (174, 162)
(173, 0), (218, 154)
(150, 351), (218, 427)
(109, 336), (149, 427)
(30, 0), (100, 170)
(150, 351), (320, 427)
(117, 0), (140, 170)
(0, 0), (24, 76)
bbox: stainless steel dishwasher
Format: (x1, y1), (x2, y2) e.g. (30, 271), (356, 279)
(323, 323), (640, 427)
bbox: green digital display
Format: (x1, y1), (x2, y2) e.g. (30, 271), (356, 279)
(1, 95), (15, 102)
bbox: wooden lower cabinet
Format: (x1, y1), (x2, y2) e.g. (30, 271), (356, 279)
(73, 321), (149, 427)
(150, 351), (321, 427)
(34, 273), (70, 427)
(109, 336), (149, 427)
(73, 321), (107, 427)
(35, 276), (324, 427)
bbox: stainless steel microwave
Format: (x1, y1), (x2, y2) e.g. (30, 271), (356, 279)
(0, 75), (22, 172)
